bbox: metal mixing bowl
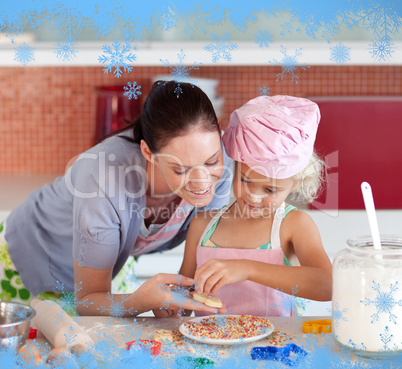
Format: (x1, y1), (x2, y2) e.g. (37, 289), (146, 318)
(0, 301), (36, 351)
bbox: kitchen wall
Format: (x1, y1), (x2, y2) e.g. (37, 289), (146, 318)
(1, 65), (401, 175)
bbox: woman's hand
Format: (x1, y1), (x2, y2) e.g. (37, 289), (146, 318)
(73, 259), (225, 317)
(152, 285), (190, 318)
(135, 273), (225, 316)
(152, 308), (180, 318)
(194, 259), (250, 295)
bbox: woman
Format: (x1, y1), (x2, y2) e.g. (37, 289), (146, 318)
(2, 81), (232, 317)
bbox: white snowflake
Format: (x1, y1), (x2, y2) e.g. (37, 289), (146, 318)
(259, 84), (272, 96)
(331, 302), (348, 327)
(369, 39), (395, 61)
(269, 46), (309, 84)
(255, 30), (272, 48)
(160, 49), (201, 97)
(330, 42), (351, 66)
(98, 41), (136, 78)
(53, 40), (78, 62)
(98, 293), (135, 318)
(123, 82), (142, 100)
(360, 281), (402, 324)
(204, 33), (238, 63)
(14, 42), (35, 66)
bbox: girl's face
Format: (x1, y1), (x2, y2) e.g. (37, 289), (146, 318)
(233, 162), (298, 219)
(150, 128), (225, 207)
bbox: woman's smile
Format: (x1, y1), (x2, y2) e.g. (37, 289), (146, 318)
(185, 186), (212, 198)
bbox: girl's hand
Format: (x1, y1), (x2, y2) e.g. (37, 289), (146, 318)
(194, 259), (250, 295)
(135, 273), (221, 315)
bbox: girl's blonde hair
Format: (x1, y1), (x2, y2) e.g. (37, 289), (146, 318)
(289, 151), (327, 204)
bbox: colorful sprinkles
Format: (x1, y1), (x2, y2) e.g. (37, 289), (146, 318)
(265, 329), (294, 346)
(184, 315), (272, 340)
(152, 329), (185, 344)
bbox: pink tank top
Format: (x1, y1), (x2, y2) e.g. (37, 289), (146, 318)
(196, 201), (295, 317)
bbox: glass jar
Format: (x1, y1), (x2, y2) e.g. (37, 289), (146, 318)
(332, 235), (402, 356)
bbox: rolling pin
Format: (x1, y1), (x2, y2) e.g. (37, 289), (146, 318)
(31, 299), (94, 354)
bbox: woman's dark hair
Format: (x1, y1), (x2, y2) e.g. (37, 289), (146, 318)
(115, 80), (220, 152)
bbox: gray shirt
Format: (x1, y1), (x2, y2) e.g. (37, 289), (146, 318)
(5, 133), (233, 295)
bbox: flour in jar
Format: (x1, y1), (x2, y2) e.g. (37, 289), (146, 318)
(332, 266), (402, 352)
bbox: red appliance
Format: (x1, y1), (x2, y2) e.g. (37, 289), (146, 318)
(94, 85), (141, 143)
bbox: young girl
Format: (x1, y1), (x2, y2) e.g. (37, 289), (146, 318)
(179, 95), (333, 317)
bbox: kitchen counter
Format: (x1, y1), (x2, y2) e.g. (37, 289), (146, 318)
(27, 315), (388, 367)
(0, 174), (59, 212)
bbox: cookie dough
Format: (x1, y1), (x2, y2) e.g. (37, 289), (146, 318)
(152, 330), (185, 344)
(193, 292), (223, 308)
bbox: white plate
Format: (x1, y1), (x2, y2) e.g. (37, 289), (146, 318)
(179, 315), (274, 345)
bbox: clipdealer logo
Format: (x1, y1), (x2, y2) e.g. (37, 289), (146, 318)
(64, 152), (148, 210)
(63, 151), (233, 212)
(63, 150), (338, 215)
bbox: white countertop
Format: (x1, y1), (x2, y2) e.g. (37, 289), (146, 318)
(0, 174), (59, 213)
(2, 41), (402, 66)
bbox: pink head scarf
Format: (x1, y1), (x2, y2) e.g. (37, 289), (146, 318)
(222, 95), (321, 179)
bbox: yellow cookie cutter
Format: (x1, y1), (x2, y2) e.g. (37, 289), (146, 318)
(302, 319), (332, 334)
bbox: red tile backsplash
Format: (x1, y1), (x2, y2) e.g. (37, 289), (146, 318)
(0, 65), (401, 174)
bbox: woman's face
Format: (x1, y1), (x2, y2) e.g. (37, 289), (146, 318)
(233, 162), (297, 218)
(151, 128), (225, 207)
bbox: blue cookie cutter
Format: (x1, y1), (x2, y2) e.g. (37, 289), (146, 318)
(251, 343), (307, 366)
